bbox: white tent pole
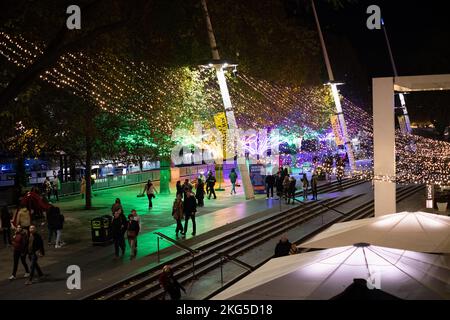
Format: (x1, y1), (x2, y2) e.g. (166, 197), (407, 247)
(311, 0), (356, 174)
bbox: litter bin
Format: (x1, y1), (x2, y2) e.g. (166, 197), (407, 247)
(91, 215), (112, 245)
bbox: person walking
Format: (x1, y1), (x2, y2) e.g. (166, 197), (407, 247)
(80, 176), (86, 199)
(229, 168), (238, 195)
(111, 198), (123, 216)
(46, 204), (60, 246)
(144, 180), (157, 209)
(159, 265), (186, 300)
(14, 205), (31, 231)
(9, 225), (30, 280)
(182, 190), (197, 237)
(265, 173), (275, 199)
(25, 225), (45, 285)
(311, 173), (318, 201)
(182, 179), (193, 199)
(206, 172), (217, 200)
(282, 175), (290, 204)
(302, 173), (309, 201)
(130, 209), (141, 252)
(287, 176), (297, 204)
(195, 178), (205, 207)
(111, 209), (127, 259)
(275, 171), (283, 200)
(176, 181), (183, 197)
(127, 214), (140, 259)
(52, 175), (60, 202)
(1, 205), (12, 246)
(43, 177), (52, 201)
(172, 195), (184, 237)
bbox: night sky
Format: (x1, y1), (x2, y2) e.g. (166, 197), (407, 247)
(309, 0), (450, 124)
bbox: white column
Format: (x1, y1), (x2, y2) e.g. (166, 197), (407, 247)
(373, 77), (396, 216)
(216, 67), (255, 200)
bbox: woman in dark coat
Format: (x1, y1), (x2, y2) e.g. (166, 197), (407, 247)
(172, 195), (184, 237)
(195, 179), (205, 207)
(111, 210), (128, 258)
(159, 265), (185, 300)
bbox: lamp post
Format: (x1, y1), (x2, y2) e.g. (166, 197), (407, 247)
(311, 0), (356, 173)
(381, 18), (411, 134)
(200, 0), (255, 200)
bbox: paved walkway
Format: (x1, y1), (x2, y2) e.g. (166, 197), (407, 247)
(0, 179), (434, 299)
(0, 178), (296, 299)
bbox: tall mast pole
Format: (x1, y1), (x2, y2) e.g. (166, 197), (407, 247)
(381, 18), (411, 134)
(311, 0), (356, 173)
(200, 0), (255, 200)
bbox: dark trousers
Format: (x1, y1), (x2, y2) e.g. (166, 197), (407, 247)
(197, 197), (204, 207)
(29, 254), (43, 280)
(287, 191), (295, 204)
(2, 227), (11, 245)
(312, 188), (318, 200)
(175, 219), (183, 234)
(303, 188), (308, 200)
(231, 182), (236, 194)
(207, 186), (216, 199)
(266, 185), (274, 198)
(53, 190), (59, 201)
(183, 214), (196, 235)
(12, 250), (29, 276)
(147, 193), (153, 208)
(113, 235), (125, 256)
(48, 227), (57, 243)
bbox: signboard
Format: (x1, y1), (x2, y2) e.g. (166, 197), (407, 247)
(330, 115), (344, 146)
(214, 112), (228, 159)
(426, 184), (434, 209)
(249, 164), (266, 194)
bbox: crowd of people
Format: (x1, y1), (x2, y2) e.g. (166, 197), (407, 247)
(1, 185), (65, 285)
(264, 168), (319, 204)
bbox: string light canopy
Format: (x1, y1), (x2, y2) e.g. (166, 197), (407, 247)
(3, 31), (450, 185)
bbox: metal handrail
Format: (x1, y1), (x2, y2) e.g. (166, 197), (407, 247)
(154, 232), (200, 278)
(217, 252), (255, 286)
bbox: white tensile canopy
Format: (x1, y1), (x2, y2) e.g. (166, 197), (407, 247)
(211, 244), (450, 300)
(299, 211), (450, 253)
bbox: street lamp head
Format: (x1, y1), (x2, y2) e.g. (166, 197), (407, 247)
(199, 59), (238, 70)
(324, 80), (344, 86)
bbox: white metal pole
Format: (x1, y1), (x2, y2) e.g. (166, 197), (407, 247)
(381, 19), (412, 134)
(311, 0), (356, 173)
(200, 0), (255, 200)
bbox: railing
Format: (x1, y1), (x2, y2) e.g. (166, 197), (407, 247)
(154, 232), (200, 278)
(217, 252), (255, 286)
(56, 163), (218, 197)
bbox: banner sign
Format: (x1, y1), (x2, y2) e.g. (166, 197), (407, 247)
(214, 112), (228, 159)
(330, 115), (344, 146)
(426, 184), (434, 208)
(249, 164), (266, 193)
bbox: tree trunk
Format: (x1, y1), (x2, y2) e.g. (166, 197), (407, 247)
(64, 154), (68, 182)
(139, 156), (143, 172)
(69, 156), (76, 181)
(85, 136), (93, 209)
(159, 157), (171, 194)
